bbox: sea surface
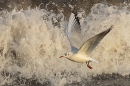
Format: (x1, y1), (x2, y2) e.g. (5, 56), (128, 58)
(0, 0), (130, 86)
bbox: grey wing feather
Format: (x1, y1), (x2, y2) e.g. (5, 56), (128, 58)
(67, 13), (81, 33)
(71, 46), (79, 53)
(66, 13), (83, 50)
(78, 26), (112, 54)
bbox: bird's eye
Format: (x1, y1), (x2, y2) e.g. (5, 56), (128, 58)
(64, 53), (69, 56)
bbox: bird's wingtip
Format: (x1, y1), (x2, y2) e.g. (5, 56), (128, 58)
(109, 25), (114, 31)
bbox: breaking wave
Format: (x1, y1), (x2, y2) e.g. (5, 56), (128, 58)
(0, 3), (130, 85)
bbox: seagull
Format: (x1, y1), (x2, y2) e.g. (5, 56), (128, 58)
(59, 13), (112, 69)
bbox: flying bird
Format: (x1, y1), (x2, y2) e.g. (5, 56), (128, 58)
(59, 13), (112, 69)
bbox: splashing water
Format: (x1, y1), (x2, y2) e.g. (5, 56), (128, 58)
(0, 3), (130, 85)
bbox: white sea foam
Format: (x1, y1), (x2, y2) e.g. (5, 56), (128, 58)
(0, 3), (130, 85)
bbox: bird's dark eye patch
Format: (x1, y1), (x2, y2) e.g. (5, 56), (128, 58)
(64, 53), (69, 56)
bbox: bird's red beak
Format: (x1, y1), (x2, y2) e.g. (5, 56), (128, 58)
(59, 56), (64, 58)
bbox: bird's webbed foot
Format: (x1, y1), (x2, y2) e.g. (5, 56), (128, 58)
(86, 62), (92, 69)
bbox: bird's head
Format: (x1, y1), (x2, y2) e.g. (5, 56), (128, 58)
(59, 52), (72, 58)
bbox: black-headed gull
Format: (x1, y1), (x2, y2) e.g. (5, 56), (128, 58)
(60, 13), (112, 69)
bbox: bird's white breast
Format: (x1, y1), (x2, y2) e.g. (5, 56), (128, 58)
(68, 53), (89, 63)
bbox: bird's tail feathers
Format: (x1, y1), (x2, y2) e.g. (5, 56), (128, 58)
(89, 57), (99, 63)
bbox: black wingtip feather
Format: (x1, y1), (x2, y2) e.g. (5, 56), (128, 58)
(100, 25), (113, 37)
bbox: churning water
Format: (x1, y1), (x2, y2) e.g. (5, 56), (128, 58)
(0, 3), (130, 86)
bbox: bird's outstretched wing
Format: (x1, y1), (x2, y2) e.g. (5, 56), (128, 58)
(67, 13), (83, 51)
(77, 27), (112, 55)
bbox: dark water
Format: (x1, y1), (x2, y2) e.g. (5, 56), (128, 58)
(2, 73), (130, 86)
(0, 0), (130, 17)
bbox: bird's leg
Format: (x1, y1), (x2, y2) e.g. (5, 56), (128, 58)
(86, 62), (92, 69)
